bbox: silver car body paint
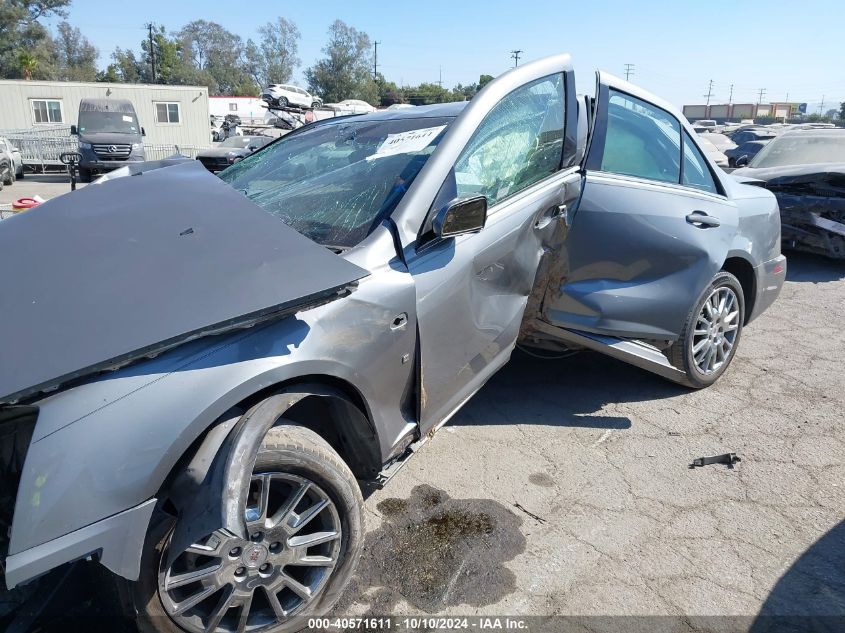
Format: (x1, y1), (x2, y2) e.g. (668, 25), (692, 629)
(3, 56), (785, 589)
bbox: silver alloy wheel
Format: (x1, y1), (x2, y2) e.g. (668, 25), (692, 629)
(691, 286), (740, 375)
(158, 473), (342, 633)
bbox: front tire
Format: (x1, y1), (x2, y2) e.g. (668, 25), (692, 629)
(667, 271), (745, 389)
(2, 164), (13, 186)
(123, 421), (364, 633)
(77, 167), (92, 183)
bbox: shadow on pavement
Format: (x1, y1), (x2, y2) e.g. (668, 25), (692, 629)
(784, 250), (845, 283)
(450, 347), (686, 430)
(750, 519), (845, 633)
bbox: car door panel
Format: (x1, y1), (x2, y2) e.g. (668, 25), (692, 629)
(541, 73), (738, 342)
(410, 170), (580, 431)
(544, 173), (737, 339)
(392, 55), (578, 434)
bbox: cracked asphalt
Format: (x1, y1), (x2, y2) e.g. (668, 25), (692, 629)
(341, 251), (845, 625)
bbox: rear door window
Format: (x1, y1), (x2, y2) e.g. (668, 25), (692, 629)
(681, 131), (719, 194)
(599, 91), (680, 184)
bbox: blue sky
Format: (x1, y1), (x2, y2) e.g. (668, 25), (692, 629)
(51, 0), (843, 111)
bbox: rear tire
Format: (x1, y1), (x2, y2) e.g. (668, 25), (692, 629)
(667, 271), (745, 389)
(120, 419), (363, 633)
(77, 168), (92, 183)
(16, 165), (24, 179)
(278, 97), (289, 108)
(2, 163), (12, 186)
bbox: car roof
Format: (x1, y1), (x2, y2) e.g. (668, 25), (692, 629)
(777, 128), (845, 138)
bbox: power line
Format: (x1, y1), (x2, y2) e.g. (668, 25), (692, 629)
(624, 63), (635, 81)
(510, 49), (523, 67)
(704, 79), (714, 106)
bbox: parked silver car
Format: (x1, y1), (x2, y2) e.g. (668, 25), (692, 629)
(0, 54), (785, 632)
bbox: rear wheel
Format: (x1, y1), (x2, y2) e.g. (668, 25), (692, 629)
(277, 97), (289, 109)
(310, 102), (320, 109)
(1, 163), (13, 185)
(77, 168), (92, 183)
(16, 164), (24, 179)
(123, 421), (364, 633)
(667, 271), (744, 388)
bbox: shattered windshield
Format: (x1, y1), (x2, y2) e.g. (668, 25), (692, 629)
(78, 111), (139, 135)
(750, 134), (845, 168)
(220, 116), (453, 248)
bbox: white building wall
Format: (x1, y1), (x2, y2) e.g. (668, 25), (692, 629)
(0, 80), (210, 147)
(208, 97), (269, 124)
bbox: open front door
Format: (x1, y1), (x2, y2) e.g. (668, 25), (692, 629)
(391, 55), (579, 434)
(541, 72), (739, 342)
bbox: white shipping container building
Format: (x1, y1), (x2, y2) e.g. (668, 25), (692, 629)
(0, 79), (211, 149)
(209, 96), (271, 124)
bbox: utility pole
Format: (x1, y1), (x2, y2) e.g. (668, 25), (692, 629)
(146, 23), (156, 83)
(757, 88), (766, 104)
(624, 63), (635, 81)
(373, 41), (380, 79)
(819, 95), (825, 115)
(704, 79), (714, 106)
(437, 66), (443, 88)
(728, 84), (734, 104)
(510, 50), (522, 67)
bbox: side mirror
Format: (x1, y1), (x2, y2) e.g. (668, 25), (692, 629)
(141, 127), (146, 137)
(70, 125), (78, 135)
(735, 155), (749, 167)
(433, 196), (487, 238)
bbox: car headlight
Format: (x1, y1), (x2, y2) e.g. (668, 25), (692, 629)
(131, 143), (143, 151)
(78, 142), (92, 150)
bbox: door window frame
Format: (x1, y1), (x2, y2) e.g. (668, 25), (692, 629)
(586, 85), (725, 197)
(416, 72), (571, 249)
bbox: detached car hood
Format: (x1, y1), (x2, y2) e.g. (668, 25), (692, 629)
(0, 160), (368, 404)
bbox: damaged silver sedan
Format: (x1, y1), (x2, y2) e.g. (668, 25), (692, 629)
(0, 54), (785, 632)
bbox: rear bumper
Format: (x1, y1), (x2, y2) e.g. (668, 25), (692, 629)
(748, 254), (787, 323)
(4, 498), (155, 589)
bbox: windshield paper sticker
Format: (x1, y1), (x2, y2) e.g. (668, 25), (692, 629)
(368, 125), (446, 160)
(122, 115), (134, 122)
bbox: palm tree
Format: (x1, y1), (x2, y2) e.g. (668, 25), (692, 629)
(18, 52), (37, 80)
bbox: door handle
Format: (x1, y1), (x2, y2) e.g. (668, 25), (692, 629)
(685, 211), (721, 228)
(534, 204), (567, 230)
(390, 313), (408, 331)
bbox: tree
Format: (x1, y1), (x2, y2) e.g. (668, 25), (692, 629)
(104, 48), (142, 83)
(17, 51), (36, 79)
(375, 73), (403, 106)
(251, 17), (300, 87)
(176, 20), (254, 95)
(305, 20), (377, 104)
(54, 21), (98, 82)
(0, 0), (69, 79)
(478, 74), (494, 90)
(840, 102), (845, 121)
